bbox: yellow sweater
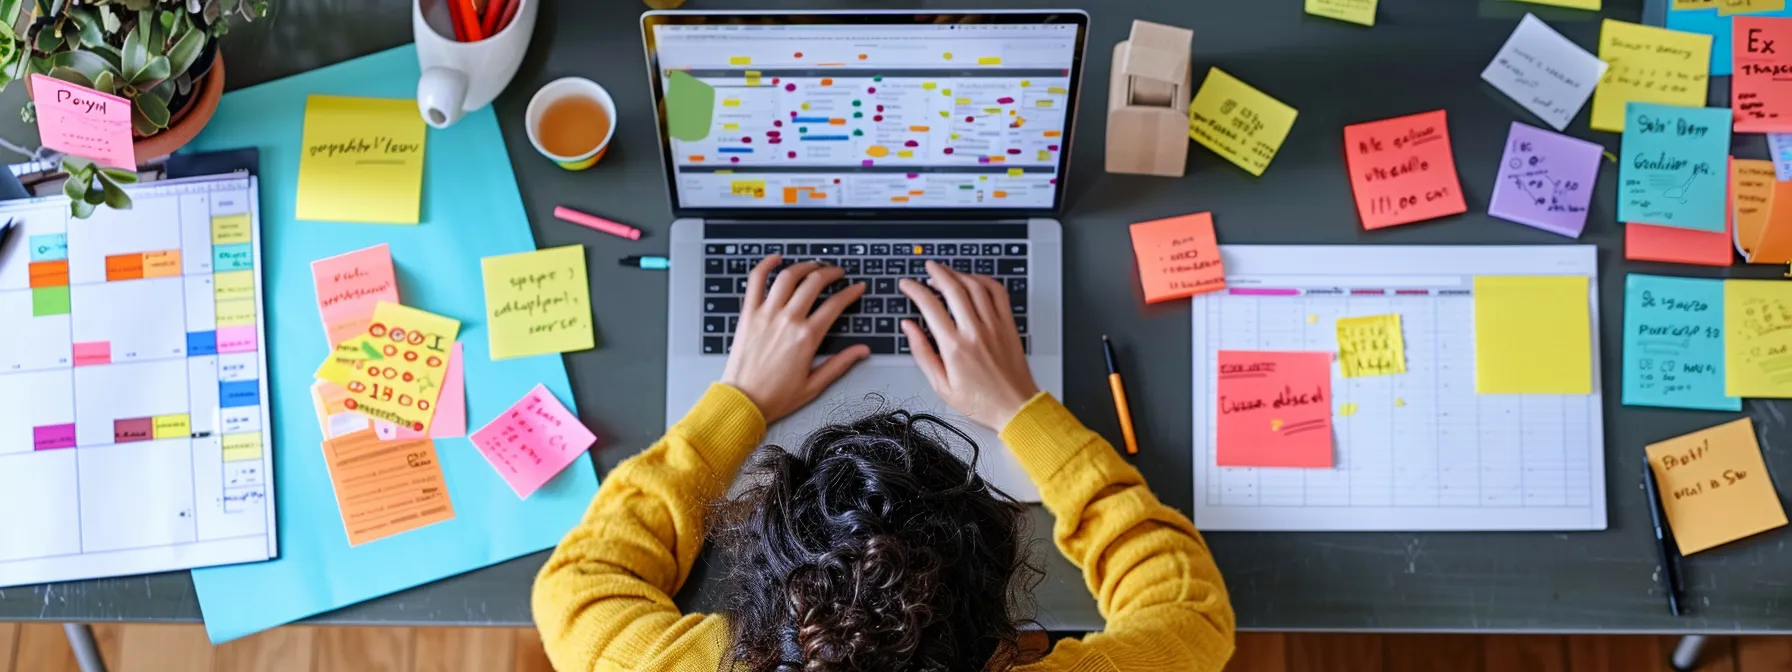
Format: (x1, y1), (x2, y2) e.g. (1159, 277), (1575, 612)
(533, 384), (1234, 671)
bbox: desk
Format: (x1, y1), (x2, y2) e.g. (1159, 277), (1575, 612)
(5, 0), (1792, 636)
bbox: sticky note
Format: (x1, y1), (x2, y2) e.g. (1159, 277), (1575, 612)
(1590, 20), (1712, 133)
(1336, 314), (1406, 378)
(310, 244), (399, 347)
(311, 381), (369, 439)
(1514, 0), (1600, 9)
(1216, 351), (1334, 468)
(666, 70), (716, 142)
(320, 429), (455, 546)
(1342, 110), (1467, 230)
(1186, 68), (1298, 177)
(295, 96), (426, 224)
(1725, 279), (1792, 396)
(1304, 0), (1376, 25)
(470, 384), (599, 499)
(1489, 122), (1603, 238)
(1721, 0), (1786, 15)
(1481, 15), (1609, 131)
(1619, 103), (1729, 232)
(1734, 159), (1777, 259)
(318, 301), (460, 432)
(1646, 418), (1788, 555)
(1676, 0), (1718, 7)
(1751, 178), (1792, 263)
(377, 342), (466, 441)
(1733, 17), (1792, 132)
(1128, 212), (1225, 303)
(1622, 275), (1738, 411)
(1626, 222), (1735, 266)
(29, 74), (135, 170)
(1769, 134), (1792, 180)
(1474, 275), (1592, 394)
(480, 245), (595, 360)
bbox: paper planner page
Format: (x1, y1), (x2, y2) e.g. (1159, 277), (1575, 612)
(0, 176), (277, 587)
(1191, 245), (1606, 531)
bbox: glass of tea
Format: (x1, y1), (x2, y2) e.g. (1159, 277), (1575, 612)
(525, 78), (616, 170)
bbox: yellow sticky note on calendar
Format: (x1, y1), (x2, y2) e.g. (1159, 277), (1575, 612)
(1473, 276), (1591, 394)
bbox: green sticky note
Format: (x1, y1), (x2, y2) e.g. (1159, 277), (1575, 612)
(31, 286), (70, 316)
(666, 70), (715, 142)
(481, 244), (596, 360)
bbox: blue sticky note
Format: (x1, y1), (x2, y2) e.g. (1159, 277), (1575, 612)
(1667, 6), (1792, 76)
(186, 45), (600, 644)
(28, 232), (67, 261)
(1770, 133), (1792, 182)
(1618, 103), (1730, 232)
(213, 242), (253, 271)
(1622, 274), (1739, 411)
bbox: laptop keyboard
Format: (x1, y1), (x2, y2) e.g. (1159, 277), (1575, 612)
(701, 241), (1031, 355)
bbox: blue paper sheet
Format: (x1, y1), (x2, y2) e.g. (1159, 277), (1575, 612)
(1667, 6), (1792, 76)
(1769, 133), (1792, 181)
(1618, 102), (1730, 232)
(1621, 274), (1739, 411)
(186, 45), (599, 643)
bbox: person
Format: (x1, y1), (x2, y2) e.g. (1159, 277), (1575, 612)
(533, 257), (1235, 671)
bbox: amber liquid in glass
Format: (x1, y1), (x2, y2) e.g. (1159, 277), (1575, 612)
(538, 96), (610, 157)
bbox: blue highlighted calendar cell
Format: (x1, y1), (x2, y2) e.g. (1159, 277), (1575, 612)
(213, 243), (254, 271)
(219, 380), (260, 408)
(29, 233), (68, 262)
(717, 147), (753, 154)
(187, 330), (218, 356)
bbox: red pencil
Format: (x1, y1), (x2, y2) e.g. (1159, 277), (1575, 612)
(482, 0), (511, 36)
(446, 0), (468, 41)
(493, 0), (521, 35)
(454, 0), (485, 41)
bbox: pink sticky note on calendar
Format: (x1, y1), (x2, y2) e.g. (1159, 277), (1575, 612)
(470, 384), (596, 498)
(30, 74), (136, 171)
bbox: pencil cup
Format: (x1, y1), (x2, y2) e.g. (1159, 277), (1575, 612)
(525, 78), (616, 171)
(413, 0), (538, 128)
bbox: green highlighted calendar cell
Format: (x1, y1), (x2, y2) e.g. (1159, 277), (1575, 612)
(31, 286), (70, 316)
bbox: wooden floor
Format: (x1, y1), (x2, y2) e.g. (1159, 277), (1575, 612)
(0, 625), (1788, 671)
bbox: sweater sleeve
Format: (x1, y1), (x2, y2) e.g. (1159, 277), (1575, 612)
(1001, 393), (1235, 672)
(532, 383), (765, 672)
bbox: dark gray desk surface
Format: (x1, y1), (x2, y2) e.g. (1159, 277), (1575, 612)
(5, 0), (1792, 635)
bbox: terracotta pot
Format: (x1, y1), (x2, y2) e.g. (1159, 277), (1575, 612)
(134, 52), (225, 165)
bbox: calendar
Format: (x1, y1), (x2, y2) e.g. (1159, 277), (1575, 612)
(0, 176), (277, 587)
(1192, 246), (1606, 531)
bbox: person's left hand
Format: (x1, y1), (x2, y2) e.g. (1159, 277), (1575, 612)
(721, 255), (871, 423)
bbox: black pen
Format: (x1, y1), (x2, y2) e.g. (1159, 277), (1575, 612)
(1642, 463), (1686, 617)
(0, 218), (16, 262)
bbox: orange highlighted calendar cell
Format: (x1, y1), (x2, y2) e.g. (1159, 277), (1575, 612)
(28, 260), (68, 288)
(105, 253), (144, 281)
(142, 250), (181, 278)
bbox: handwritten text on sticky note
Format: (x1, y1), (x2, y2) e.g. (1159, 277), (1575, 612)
(1619, 103), (1729, 232)
(470, 384), (598, 498)
(1489, 122), (1603, 238)
(1216, 350), (1334, 468)
(318, 301), (459, 432)
(1343, 110), (1467, 230)
(1186, 68), (1299, 177)
(1591, 20), (1712, 132)
(1336, 314), (1406, 378)
(30, 74), (136, 171)
(481, 245), (596, 360)
(321, 429), (455, 546)
(1129, 212), (1225, 303)
(1622, 275), (1737, 411)
(310, 244), (400, 347)
(1647, 418), (1788, 555)
(1721, 0), (1786, 15)
(1481, 14), (1608, 131)
(296, 95), (427, 224)
(1724, 279), (1792, 396)
(1733, 17), (1792, 132)
(1304, 0), (1376, 25)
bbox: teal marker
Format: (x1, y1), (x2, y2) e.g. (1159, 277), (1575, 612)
(619, 255), (670, 270)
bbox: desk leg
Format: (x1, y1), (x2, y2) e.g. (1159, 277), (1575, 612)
(1669, 635), (1706, 672)
(62, 623), (108, 672)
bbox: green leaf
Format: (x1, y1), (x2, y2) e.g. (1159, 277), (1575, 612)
(82, 176), (105, 204)
(121, 21), (143, 76)
(60, 155), (92, 173)
(149, 10), (168, 51)
(47, 64), (89, 87)
(0, 0), (24, 28)
(99, 167), (137, 184)
(41, 50), (114, 84)
(91, 68), (112, 93)
(98, 5), (120, 32)
(33, 26), (61, 52)
(117, 0), (151, 11)
(166, 24), (200, 76)
(129, 54), (166, 87)
(101, 180), (131, 209)
(201, 0), (218, 26)
(130, 102), (157, 134)
(70, 196), (95, 218)
(67, 6), (101, 47)
(62, 170), (87, 201)
(90, 43), (122, 72)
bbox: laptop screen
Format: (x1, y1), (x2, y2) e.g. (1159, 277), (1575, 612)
(644, 12), (1088, 217)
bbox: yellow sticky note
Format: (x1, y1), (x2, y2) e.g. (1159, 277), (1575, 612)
(1590, 20), (1712, 133)
(1474, 276), (1591, 394)
(1514, 0), (1600, 9)
(1719, 0), (1784, 14)
(1304, 0), (1377, 26)
(480, 245), (596, 360)
(318, 301), (460, 433)
(211, 214), (250, 245)
(1724, 279), (1792, 396)
(1187, 68), (1299, 177)
(1673, 0), (1716, 7)
(296, 96), (426, 224)
(1336, 314), (1406, 378)
(152, 414), (190, 439)
(214, 270), (256, 301)
(1646, 418), (1788, 555)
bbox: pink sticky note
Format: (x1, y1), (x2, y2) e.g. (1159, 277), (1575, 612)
(383, 342), (466, 441)
(1129, 212), (1226, 304)
(310, 244), (399, 346)
(470, 384), (597, 498)
(1216, 350), (1335, 468)
(216, 325), (258, 354)
(30, 74), (136, 171)
(1733, 17), (1792, 133)
(1342, 110), (1467, 230)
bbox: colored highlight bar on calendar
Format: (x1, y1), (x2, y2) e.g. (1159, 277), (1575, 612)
(152, 414), (191, 439)
(214, 243), (253, 271)
(187, 331), (218, 356)
(29, 233), (67, 261)
(114, 417), (154, 443)
(33, 424), (75, 450)
(219, 380), (261, 408)
(142, 250), (180, 278)
(105, 253), (144, 281)
(32, 286), (70, 316)
(1227, 288), (1301, 296)
(216, 299), (257, 327)
(212, 213), (251, 245)
(72, 341), (110, 366)
(28, 259), (68, 287)
(221, 432), (262, 461)
(217, 326), (258, 354)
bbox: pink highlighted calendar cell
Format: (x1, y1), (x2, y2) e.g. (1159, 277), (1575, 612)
(114, 417), (154, 443)
(0, 369), (75, 455)
(71, 278), (188, 364)
(216, 326), (258, 354)
(73, 342), (111, 367)
(34, 424), (76, 450)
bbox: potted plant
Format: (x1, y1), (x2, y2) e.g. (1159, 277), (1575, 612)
(0, 0), (266, 216)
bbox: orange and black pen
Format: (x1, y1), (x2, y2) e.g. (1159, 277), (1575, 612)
(1103, 335), (1139, 455)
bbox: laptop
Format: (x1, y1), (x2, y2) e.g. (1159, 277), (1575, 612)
(643, 10), (1091, 502)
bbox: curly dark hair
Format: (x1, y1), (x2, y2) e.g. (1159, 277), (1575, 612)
(711, 409), (1041, 672)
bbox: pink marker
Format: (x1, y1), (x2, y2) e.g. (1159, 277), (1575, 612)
(554, 206), (641, 240)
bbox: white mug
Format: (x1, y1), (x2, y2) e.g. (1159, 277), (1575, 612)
(413, 0), (538, 128)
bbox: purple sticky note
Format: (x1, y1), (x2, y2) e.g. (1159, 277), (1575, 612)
(1488, 122), (1603, 238)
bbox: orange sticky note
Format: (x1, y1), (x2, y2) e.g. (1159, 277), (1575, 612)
(1129, 212), (1225, 303)
(320, 429), (455, 546)
(1732, 17), (1792, 132)
(1646, 417), (1788, 555)
(1734, 158), (1777, 259)
(1751, 178), (1792, 263)
(1626, 222), (1735, 266)
(1216, 351), (1334, 468)
(1342, 110), (1467, 230)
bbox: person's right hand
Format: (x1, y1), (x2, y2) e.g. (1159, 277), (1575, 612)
(899, 261), (1040, 431)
